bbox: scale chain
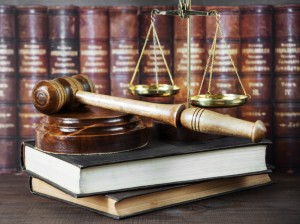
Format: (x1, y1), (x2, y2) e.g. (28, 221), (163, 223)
(216, 15), (248, 96)
(198, 12), (249, 97)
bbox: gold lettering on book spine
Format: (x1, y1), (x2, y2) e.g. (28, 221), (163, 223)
(275, 42), (300, 72)
(111, 44), (138, 73)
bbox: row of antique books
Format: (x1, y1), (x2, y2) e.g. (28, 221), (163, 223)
(0, 4), (299, 173)
(21, 132), (272, 219)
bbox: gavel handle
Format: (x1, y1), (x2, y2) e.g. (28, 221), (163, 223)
(75, 91), (185, 127)
(76, 91), (266, 142)
(180, 108), (266, 143)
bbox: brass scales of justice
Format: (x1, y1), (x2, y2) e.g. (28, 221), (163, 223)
(32, 0), (265, 155)
(129, 0), (250, 108)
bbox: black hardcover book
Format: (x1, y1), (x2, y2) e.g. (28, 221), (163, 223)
(22, 136), (271, 197)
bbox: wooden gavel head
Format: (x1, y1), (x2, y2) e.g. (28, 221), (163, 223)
(32, 75), (95, 114)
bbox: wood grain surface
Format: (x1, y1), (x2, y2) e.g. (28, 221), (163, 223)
(0, 173), (299, 224)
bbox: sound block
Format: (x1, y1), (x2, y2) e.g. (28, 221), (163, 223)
(35, 106), (148, 154)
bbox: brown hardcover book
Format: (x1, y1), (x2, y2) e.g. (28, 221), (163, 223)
(79, 6), (110, 94)
(0, 5), (16, 77)
(205, 6), (240, 117)
(238, 5), (273, 143)
(274, 4), (300, 75)
(273, 4), (300, 172)
(48, 5), (79, 77)
(30, 173), (271, 219)
(109, 6), (139, 99)
(205, 6), (240, 75)
(140, 5), (173, 104)
(17, 5), (48, 105)
(0, 5), (17, 173)
(16, 5), (48, 165)
(173, 5), (205, 104)
(0, 4), (17, 98)
(240, 5), (273, 75)
(17, 5), (48, 77)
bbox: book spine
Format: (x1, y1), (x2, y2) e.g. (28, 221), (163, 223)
(16, 6), (48, 153)
(109, 6), (139, 99)
(173, 5), (205, 104)
(79, 6), (110, 94)
(48, 6), (79, 77)
(140, 5), (173, 104)
(273, 4), (300, 172)
(0, 5), (17, 173)
(239, 5), (273, 164)
(205, 6), (240, 117)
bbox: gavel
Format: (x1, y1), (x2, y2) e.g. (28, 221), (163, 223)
(32, 75), (266, 143)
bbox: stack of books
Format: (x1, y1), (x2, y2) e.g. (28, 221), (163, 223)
(21, 135), (272, 219)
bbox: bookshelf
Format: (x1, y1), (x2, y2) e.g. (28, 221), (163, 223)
(0, 0), (299, 174)
(1, 0), (300, 6)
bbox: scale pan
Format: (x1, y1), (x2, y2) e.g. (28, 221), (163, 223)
(190, 94), (248, 108)
(129, 84), (180, 97)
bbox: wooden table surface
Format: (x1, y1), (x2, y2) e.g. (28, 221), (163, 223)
(0, 172), (299, 224)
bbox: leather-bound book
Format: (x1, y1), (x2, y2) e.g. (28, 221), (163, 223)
(274, 4), (300, 75)
(0, 5), (16, 98)
(16, 5), (48, 169)
(238, 5), (273, 139)
(109, 6), (139, 99)
(205, 6), (240, 75)
(79, 6), (109, 94)
(0, 5), (16, 77)
(48, 5), (79, 77)
(17, 5), (48, 78)
(17, 5), (48, 102)
(17, 5), (48, 105)
(205, 6), (240, 117)
(173, 5), (205, 104)
(140, 5), (173, 104)
(240, 5), (273, 75)
(0, 5), (17, 173)
(274, 4), (300, 172)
